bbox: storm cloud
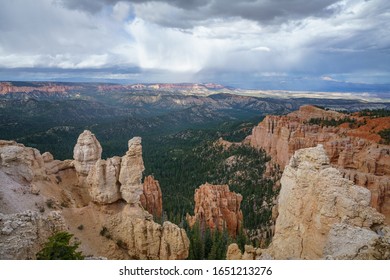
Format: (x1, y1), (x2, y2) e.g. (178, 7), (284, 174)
(59, 0), (341, 27)
(0, 0), (389, 89)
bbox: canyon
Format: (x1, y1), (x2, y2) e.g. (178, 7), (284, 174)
(247, 105), (390, 223)
(1, 82), (390, 260)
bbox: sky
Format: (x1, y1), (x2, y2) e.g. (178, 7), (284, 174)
(0, 0), (389, 91)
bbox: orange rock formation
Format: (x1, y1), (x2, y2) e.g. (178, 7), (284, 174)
(247, 105), (390, 222)
(187, 183), (243, 237)
(140, 175), (163, 218)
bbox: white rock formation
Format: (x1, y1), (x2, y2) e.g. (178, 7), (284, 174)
(0, 140), (46, 183)
(73, 130), (102, 176)
(119, 137), (145, 204)
(267, 145), (389, 259)
(87, 157), (122, 204)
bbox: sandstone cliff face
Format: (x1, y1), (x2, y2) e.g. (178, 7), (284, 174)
(248, 105), (390, 222)
(84, 136), (146, 206)
(87, 157), (122, 204)
(187, 183), (243, 237)
(106, 205), (189, 260)
(140, 175), (163, 218)
(266, 145), (390, 260)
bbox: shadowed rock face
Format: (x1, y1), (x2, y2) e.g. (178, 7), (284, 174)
(247, 105), (390, 222)
(266, 145), (390, 260)
(186, 183), (243, 237)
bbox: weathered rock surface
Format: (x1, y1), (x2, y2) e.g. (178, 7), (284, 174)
(266, 145), (390, 259)
(247, 105), (390, 222)
(42, 152), (73, 175)
(226, 243), (264, 260)
(87, 157), (122, 204)
(159, 221), (190, 260)
(324, 223), (390, 260)
(107, 205), (189, 260)
(119, 137), (145, 204)
(0, 211), (66, 259)
(187, 183), (243, 237)
(140, 175), (163, 218)
(0, 140), (46, 183)
(73, 130), (102, 176)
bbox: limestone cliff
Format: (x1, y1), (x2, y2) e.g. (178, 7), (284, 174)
(0, 131), (189, 260)
(247, 105), (390, 222)
(265, 145), (390, 259)
(186, 183), (243, 237)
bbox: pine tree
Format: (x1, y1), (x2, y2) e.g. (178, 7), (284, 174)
(36, 231), (84, 260)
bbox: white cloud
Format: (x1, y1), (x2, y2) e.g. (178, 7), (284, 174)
(125, 19), (213, 72)
(112, 1), (132, 22)
(0, 0), (389, 86)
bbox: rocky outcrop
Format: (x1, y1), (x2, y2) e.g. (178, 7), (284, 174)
(247, 105), (390, 222)
(186, 183), (243, 237)
(0, 211), (66, 259)
(266, 145), (390, 259)
(84, 136), (148, 206)
(226, 243), (263, 260)
(119, 137), (145, 204)
(0, 140), (46, 183)
(0, 131), (189, 260)
(140, 175), (163, 218)
(324, 223), (390, 260)
(106, 205), (189, 260)
(87, 157), (122, 204)
(73, 130), (102, 177)
(42, 152), (73, 175)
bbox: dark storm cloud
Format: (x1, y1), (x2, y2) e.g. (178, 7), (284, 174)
(58, 0), (209, 13)
(59, 0), (340, 26)
(1, 0), (389, 88)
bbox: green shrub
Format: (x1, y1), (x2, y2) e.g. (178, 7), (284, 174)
(36, 231), (84, 260)
(99, 226), (111, 239)
(379, 128), (390, 144)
